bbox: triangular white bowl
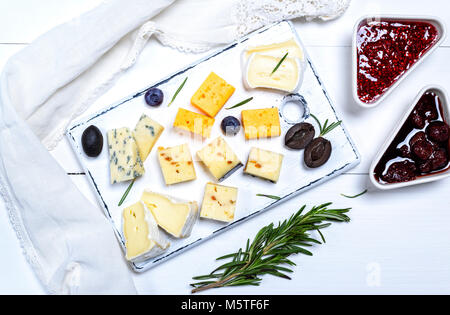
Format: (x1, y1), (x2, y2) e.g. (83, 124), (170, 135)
(369, 85), (450, 190)
(352, 15), (447, 108)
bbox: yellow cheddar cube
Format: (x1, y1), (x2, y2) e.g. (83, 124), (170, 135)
(157, 144), (196, 185)
(191, 72), (235, 118)
(241, 107), (281, 140)
(200, 183), (238, 223)
(173, 108), (214, 138)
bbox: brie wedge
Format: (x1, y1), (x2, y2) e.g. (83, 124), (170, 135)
(141, 191), (199, 238)
(122, 201), (169, 262)
(244, 53), (302, 93)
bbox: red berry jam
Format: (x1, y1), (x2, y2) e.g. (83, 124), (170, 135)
(356, 19), (439, 104)
(374, 91), (450, 184)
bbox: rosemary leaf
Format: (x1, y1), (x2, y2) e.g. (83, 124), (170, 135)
(341, 189), (368, 199)
(270, 52), (289, 75)
(191, 203), (351, 293)
(168, 77), (187, 107)
(226, 97), (253, 109)
(310, 113), (342, 137)
(256, 193), (281, 200)
(118, 178), (135, 206)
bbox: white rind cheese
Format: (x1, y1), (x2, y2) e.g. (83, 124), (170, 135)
(107, 127), (145, 184)
(244, 53), (302, 93)
(133, 114), (164, 162)
(200, 183), (238, 222)
(243, 38), (305, 61)
(141, 190), (199, 238)
(122, 201), (169, 262)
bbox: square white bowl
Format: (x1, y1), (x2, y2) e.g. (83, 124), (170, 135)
(369, 85), (450, 190)
(352, 15), (447, 108)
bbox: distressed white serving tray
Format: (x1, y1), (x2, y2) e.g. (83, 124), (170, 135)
(67, 21), (360, 272)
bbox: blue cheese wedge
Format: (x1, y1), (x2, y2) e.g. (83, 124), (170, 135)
(107, 127), (145, 184)
(157, 144), (196, 185)
(133, 114), (164, 162)
(122, 201), (169, 262)
(200, 183), (238, 222)
(141, 191), (198, 238)
(197, 137), (242, 181)
(244, 147), (284, 183)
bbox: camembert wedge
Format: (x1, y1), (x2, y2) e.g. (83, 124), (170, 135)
(244, 147), (284, 183)
(197, 136), (242, 181)
(107, 127), (145, 184)
(122, 201), (169, 262)
(141, 191), (199, 238)
(133, 114), (164, 161)
(200, 183), (238, 223)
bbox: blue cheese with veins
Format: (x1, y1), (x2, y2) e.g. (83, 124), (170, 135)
(133, 114), (164, 162)
(107, 127), (145, 184)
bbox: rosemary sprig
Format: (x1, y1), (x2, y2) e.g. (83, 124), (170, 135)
(256, 193), (281, 200)
(270, 52), (288, 75)
(118, 178), (135, 206)
(310, 113), (342, 137)
(226, 97), (253, 110)
(341, 189), (367, 199)
(168, 77), (188, 107)
(191, 202), (351, 293)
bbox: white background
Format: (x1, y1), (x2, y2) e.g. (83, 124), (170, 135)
(0, 0), (449, 294)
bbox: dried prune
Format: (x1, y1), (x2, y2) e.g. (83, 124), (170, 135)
(285, 123), (315, 150)
(426, 121), (450, 143)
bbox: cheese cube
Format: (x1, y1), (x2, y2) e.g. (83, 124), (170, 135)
(122, 201), (169, 262)
(133, 114), (164, 161)
(200, 183), (238, 222)
(141, 191), (198, 238)
(197, 137), (242, 181)
(107, 127), (145, 184)
(173, 108), (214, 138)
(241, 108), (281, 140)
(244, 147), (283, 183)
(191, 72), (235, 118)
(157, 144), (196, 185)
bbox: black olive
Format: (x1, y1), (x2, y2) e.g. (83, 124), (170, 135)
(285, 122), (315, 150)
(82, 125), (103, 157)
(304, 137), (332, 168)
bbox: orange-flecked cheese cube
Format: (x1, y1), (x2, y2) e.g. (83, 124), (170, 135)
(173, 108), (214, 138)
(241, 107), (281, 140)
(191, 72), (235, 118)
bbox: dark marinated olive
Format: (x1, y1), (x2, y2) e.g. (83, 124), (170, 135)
(304, 137), (331, 168)
(144, 88), (164, 107)
(82, 125), (103, 157)
(409, 131), (426, 148)
(426, 121), (449, 143)
(430, 148), (448, 170)
(285, 122), (315, 150)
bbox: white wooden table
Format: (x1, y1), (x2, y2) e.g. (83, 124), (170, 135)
(1, 0), (449, 295)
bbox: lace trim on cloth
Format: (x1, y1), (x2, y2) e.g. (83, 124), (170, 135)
(234, 0), (351, 37)
(45, 0), (350, 150)
(153, 0), (351, 54)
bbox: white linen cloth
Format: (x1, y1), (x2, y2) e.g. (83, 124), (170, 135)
(0, 0), (350, 294)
